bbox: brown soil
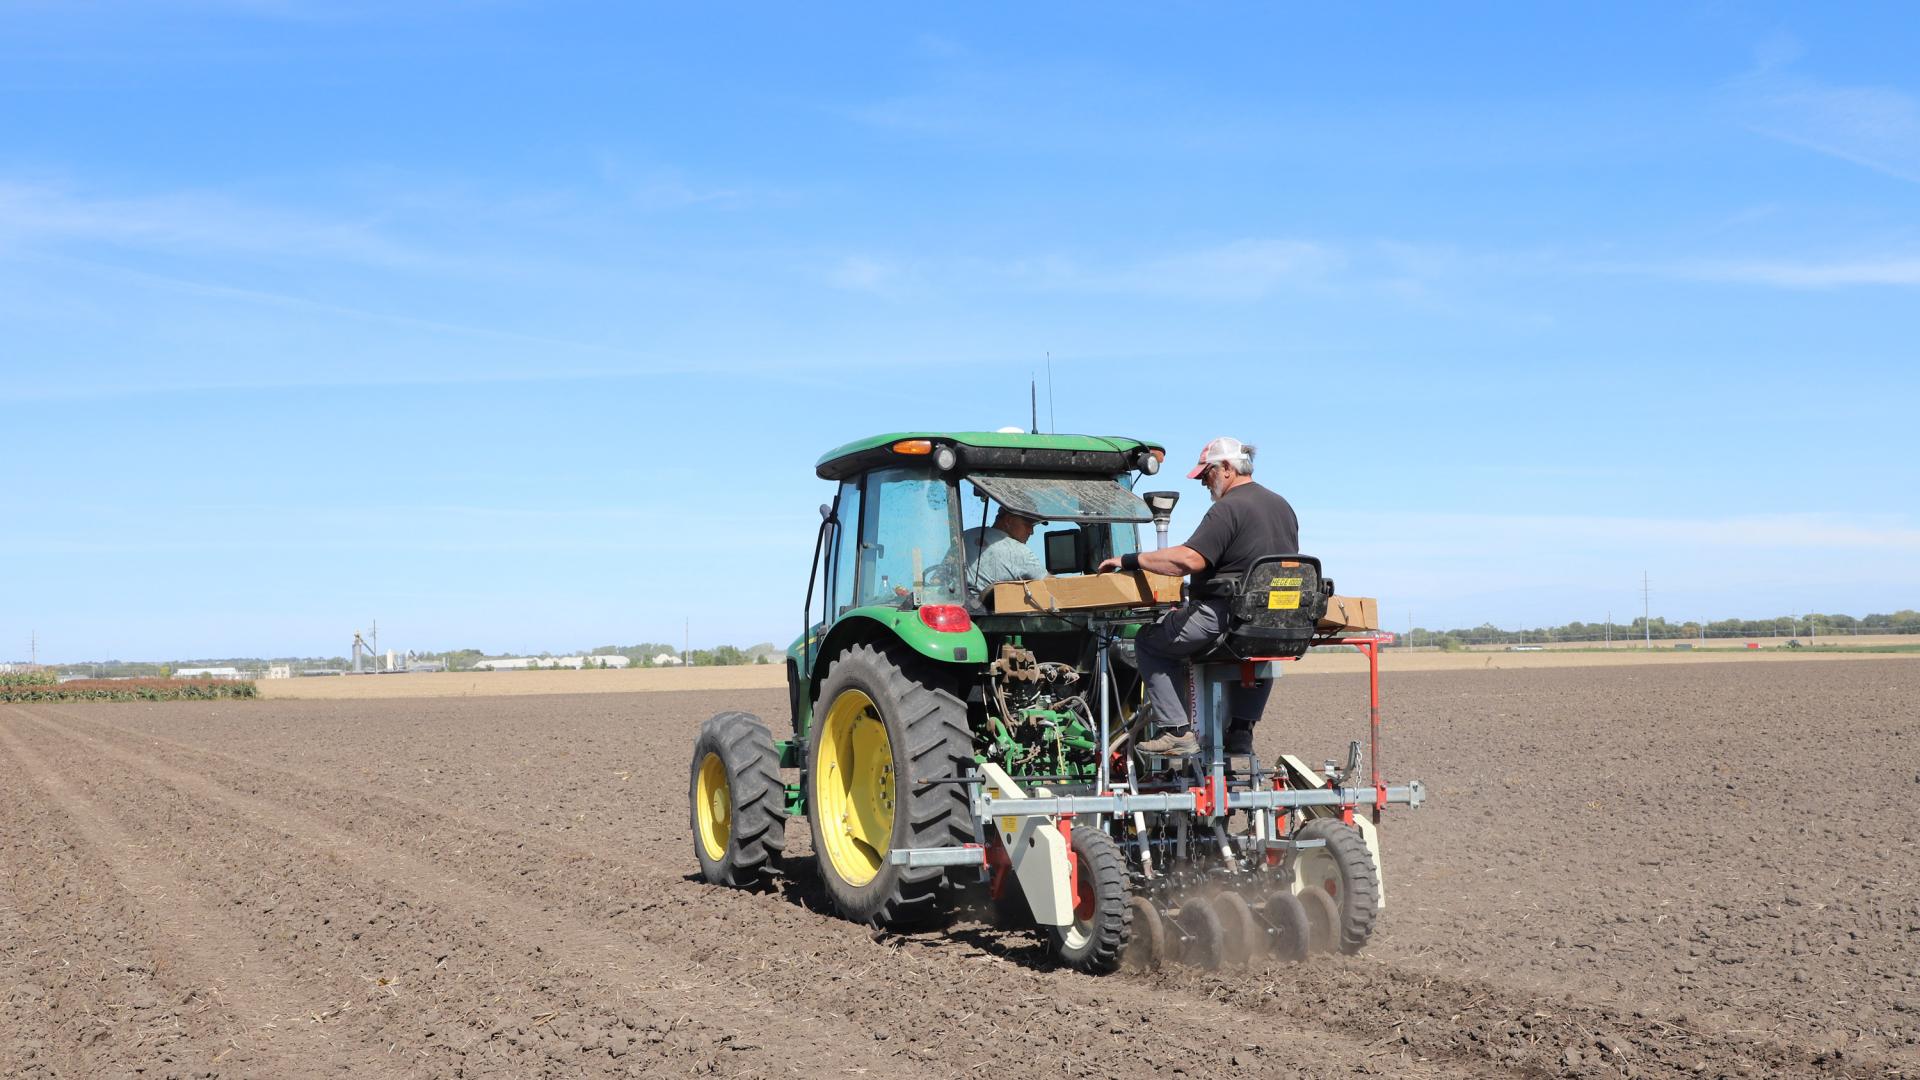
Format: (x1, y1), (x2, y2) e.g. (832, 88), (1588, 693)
(4, 660), (1917, 1078)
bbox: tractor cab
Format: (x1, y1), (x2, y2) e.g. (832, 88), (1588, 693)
(786, 431), (1168, 723)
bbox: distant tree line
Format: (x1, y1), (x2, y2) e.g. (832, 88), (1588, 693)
(51, 642), (786, 676)
(1407, 610), (1920, 649)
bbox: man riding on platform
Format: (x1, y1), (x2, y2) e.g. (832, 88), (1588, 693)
(1097, 436), (1299, 757)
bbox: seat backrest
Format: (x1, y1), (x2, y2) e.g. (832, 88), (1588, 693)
(1222, 554), (1330, 659)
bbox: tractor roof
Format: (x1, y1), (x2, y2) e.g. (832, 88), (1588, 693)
(815, 431), (1165, 481)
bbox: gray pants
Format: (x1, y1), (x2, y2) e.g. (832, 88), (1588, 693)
(1135, 597), (1272, 734)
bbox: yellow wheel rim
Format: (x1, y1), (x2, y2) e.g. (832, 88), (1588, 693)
(816, 688), (895, 887)
(695, 751), (731, 862)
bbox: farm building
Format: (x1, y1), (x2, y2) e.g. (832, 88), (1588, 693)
(175, 666), (248, 680)
(472, 655), (632, 671)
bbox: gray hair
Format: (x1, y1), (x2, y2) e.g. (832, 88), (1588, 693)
(1225, 443), (1256, 476)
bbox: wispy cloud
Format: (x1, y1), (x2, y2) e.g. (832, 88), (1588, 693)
(1722, 41), (1920, 183)
(825, 254), (904, 293)
(1670, 257), (1920, 289)
(0, 181), (443, 268)
(1060, 239), (1343, 300)
(824, 237), (1343, 301)
(586, 157), (793, 214)
(8, 251), (640, 355)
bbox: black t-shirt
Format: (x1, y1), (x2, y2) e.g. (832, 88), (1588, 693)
(1185, 481), (1299, 594)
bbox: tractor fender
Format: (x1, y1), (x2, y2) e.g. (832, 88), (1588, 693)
(797, 610), (987, 726)
(978, 763), (1073, 927)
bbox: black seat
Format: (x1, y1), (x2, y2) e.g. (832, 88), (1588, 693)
(1200, 554), (1331, 662)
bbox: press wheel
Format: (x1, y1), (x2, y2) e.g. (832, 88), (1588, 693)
(1262, 892), (1311, 962)
(1299, 885), (1340, 954)
(1209, 893), (1263, 967)
(1121, 897), (1166, 972)
(1173, 902), (1225, 970)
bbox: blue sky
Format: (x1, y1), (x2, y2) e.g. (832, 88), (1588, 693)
(3, 3), (1917, 661)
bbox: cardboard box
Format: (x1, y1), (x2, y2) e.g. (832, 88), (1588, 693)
(1318, 595), (1379, 633)
(988, 572), (1183, 614)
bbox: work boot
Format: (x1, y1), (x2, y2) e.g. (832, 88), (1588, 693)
(1224, 725), (1255, 755)
(1136, 728), (1199, 757)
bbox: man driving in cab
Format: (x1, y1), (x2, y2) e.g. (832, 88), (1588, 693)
(962, 507), (1046, 592)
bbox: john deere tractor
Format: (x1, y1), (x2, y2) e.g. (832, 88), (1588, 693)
(689, 431), (1423, 972)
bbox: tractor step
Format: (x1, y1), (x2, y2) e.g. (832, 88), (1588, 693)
(885, 844), (988, 868)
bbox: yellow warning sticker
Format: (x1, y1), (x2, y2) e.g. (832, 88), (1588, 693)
(1272, 577), (1303, 587)
(1268, 590), (1301, 610)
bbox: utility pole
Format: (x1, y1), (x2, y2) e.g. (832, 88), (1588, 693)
(1605, 611), (1611, 648)
(684, 617), (691, 667)
(1642, 571), (1652, 649)
(29, 630), (36, 666)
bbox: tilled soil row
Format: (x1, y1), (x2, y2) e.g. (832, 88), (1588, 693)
(5, 704), (910, 1080)
(10, 703), (1482, 1079)
(1178, 958), (1913, 1079)
(0, 727), (256, 1079)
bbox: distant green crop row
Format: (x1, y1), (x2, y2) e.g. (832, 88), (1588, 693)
(0, 677), (257, 702)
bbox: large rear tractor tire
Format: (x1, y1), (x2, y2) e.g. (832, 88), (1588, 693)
(808, 643), (974, 930)
(1293, 818), (1380, 954)
(1050, 826), (1132, 974)
(689, 711), (787, 889)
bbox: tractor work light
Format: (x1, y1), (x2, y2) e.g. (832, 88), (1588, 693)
(934, 445), (957, 471)
(1137, 447), (1164, 475)
(918, 604), (972, 633)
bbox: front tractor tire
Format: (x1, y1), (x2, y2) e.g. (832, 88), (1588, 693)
(807, 643), (974, 930)
(689, 711), (787, 889)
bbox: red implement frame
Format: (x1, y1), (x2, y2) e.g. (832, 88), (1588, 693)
(1240, 631), (1396, 822)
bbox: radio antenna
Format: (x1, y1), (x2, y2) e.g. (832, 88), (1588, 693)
(1046, 352), (1056, 433)
(1030, 378), (1039, 434)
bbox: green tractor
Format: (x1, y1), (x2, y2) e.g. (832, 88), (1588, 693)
(689, 431), (1424, 972)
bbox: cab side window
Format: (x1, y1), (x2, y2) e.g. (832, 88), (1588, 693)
(827, 480), (862, 617)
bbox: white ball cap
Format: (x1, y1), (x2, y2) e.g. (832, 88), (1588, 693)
(1187, 436), (1251, 479)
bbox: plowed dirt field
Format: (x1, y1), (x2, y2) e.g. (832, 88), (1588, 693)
(4, 660), (1917, 1079)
